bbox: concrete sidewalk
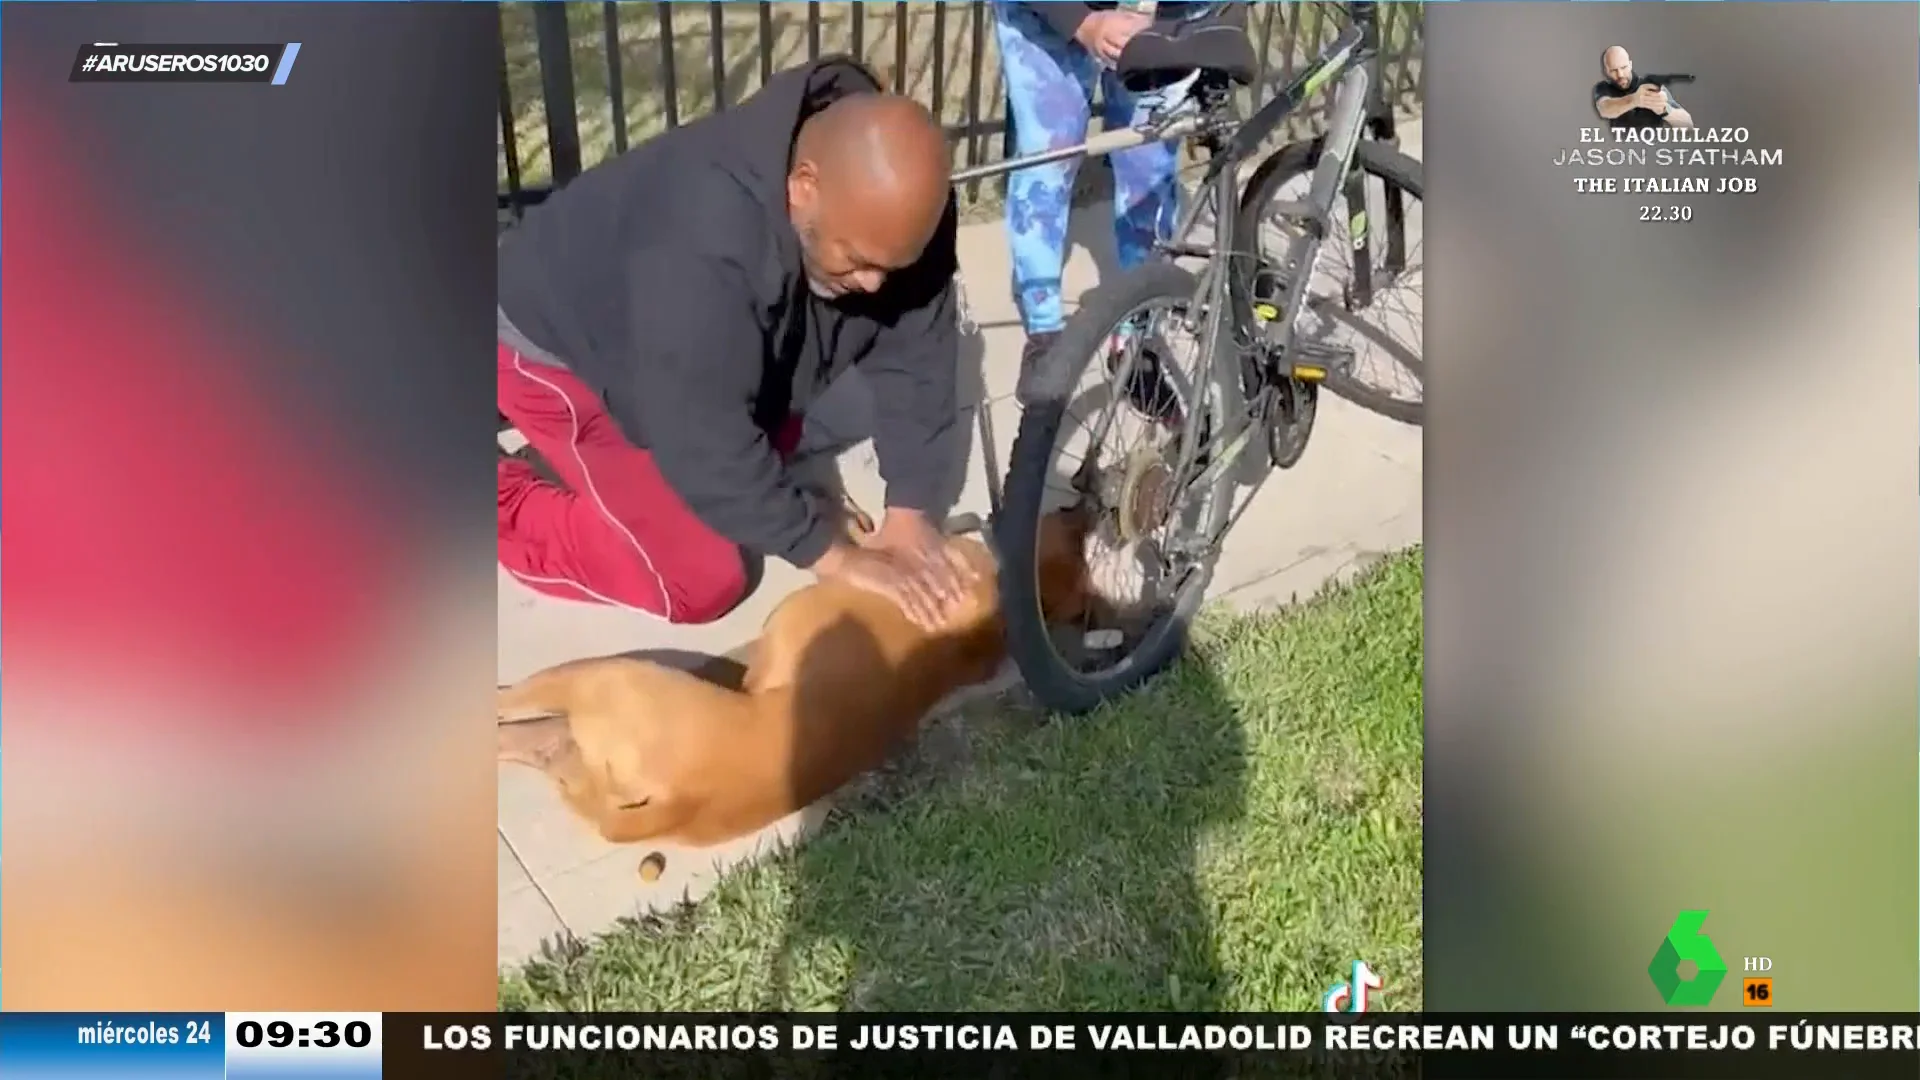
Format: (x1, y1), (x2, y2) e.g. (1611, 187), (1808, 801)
(498, 123), (1424, 967)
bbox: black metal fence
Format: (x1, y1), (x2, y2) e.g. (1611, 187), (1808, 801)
(499, 2), (1423, 216)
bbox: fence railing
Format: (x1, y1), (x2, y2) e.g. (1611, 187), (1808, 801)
(500, 2), (1422, 217)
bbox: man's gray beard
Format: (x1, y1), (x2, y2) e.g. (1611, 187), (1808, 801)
(797, 220), (837, 298)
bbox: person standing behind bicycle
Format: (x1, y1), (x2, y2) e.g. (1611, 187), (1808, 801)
(994, 1), (1203, 409)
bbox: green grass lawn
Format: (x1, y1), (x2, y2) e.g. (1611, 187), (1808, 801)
(500, 548), (1424, 1012)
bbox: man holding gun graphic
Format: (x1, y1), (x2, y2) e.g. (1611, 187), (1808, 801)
(1593, 45), (1695, 130)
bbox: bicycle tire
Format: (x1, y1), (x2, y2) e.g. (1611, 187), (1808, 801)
(998, 261), (1236, 715)
(1235, 138), (1425, 425)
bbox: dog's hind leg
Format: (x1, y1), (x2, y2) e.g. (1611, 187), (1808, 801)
(496, 668), (588, 770)
(497, 713), (576, 772)
(498, 651), (732, 723)
(497, 665), (586, 725)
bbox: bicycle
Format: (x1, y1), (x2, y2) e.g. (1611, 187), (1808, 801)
(955, 2), (1424, 714)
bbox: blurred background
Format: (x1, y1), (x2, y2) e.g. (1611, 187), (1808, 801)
(1424, 3), (1919, 1009)
(2, 4), (499, 1008)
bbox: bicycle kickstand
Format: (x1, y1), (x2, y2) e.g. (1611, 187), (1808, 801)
(955, 271), (1005, 525)
(977, 402), (1004, 521)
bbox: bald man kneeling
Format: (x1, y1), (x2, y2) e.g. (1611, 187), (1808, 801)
(498, 58), (977, 630)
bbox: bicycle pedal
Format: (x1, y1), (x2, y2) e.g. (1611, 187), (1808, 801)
(1287, 344), (1353, 383)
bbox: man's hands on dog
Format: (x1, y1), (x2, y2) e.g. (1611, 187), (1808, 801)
(871, 507), (978, 605)
(810, 508), (978, 630)
(809, 545), (953, 631)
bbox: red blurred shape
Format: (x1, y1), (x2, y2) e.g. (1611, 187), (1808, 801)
(1, 106), (399, 735)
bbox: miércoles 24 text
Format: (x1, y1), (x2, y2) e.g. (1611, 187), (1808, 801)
(419, 1021), (1440, 1052)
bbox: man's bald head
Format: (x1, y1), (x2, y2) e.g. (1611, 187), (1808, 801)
(788, 92), (952, 299)
(1602, 46), (1634, 89)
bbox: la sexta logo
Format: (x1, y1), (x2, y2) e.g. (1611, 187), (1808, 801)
(1649, 909), (1728, 1006)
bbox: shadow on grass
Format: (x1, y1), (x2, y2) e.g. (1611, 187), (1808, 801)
(502, 610), (1251, 1012)
(763, 641), (1249, 1011)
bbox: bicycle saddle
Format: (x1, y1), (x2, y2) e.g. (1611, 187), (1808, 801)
(1115, 3), (1257, 92)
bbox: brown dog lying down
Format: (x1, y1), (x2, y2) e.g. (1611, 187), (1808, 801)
(498, 506), (1095, 849)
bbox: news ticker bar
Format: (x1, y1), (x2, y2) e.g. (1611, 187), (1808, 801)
(69, 43), (303, 85)
(9, 1013), (1920, 1080)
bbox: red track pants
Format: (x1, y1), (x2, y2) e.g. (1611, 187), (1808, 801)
(496, 341), (803, 624)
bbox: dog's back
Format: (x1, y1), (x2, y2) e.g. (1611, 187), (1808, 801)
(499, 514), (1093, 848)
(498, 535), (1009, 846)
(742, 536), (1009, 814)
(747, 535), (1005, 693)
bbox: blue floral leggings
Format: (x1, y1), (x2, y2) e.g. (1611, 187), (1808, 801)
(993, 1), (1182, 336)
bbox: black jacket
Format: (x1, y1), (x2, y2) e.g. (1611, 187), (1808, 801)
(497, 57), (960, 569)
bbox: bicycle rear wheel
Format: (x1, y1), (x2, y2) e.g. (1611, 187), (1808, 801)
(997, 261), (1238, 715)
(1236, 138), (1425, 425)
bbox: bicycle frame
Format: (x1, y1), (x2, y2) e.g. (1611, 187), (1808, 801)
(1143, 26), (1376, 531)
(949, 9), (1377, 188)
(1351, 3), (1407, 311)
(952, 5), (1392, 522)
